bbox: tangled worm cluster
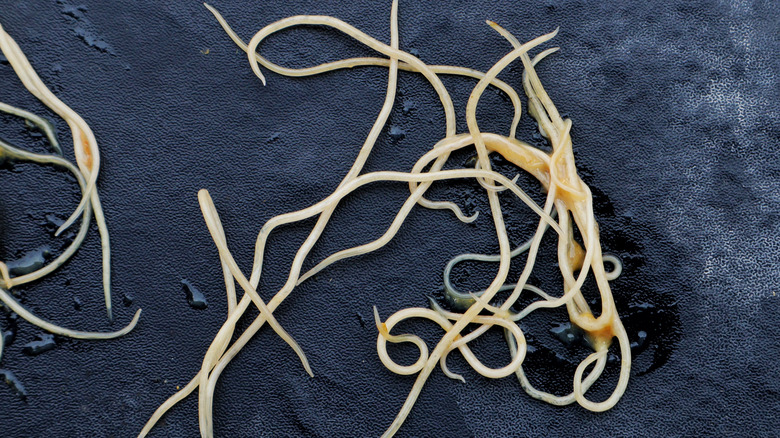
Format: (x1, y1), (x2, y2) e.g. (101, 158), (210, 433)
(0, 24), (140, 365)
(141, 2), (630, 437)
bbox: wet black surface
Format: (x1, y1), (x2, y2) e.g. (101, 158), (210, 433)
(1, 0), (779, 437)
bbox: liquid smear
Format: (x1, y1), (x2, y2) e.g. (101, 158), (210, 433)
(4, 247), (52, 277)
(58, 0), (116, 55)
(182, 279), (208, 310)
(388, 125), (406, 142)
(0, 369), (27, 399)
(22, 333), (57, 356)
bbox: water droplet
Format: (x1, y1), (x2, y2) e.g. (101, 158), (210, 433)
(51, 63), (63, 74)
(267, 132), (281, 143)
(2, 318), (17, 346)
(389, 125), (406, 142)
(5, 247), (52, 277)
(402, 99), (416, 115)
(0, 369), (27, 399)
(408, 48), (420, 58)
(73, 296), (82, 311)
(549, 322), (586, 347)
(43, 213), (66, 236)
(73, 27), (115, 54)
(61, 3), (87, 20)
(464, 155), (479, 168)
(182, 279), (208, 310)
(630, 330), (647, 350)
(122, 294), (134, 307)
(22, 333), (57, 356)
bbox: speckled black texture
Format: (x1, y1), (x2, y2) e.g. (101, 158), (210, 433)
(1, 0), (778, 437)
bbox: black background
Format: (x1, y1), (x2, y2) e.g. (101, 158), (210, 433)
(1, 0), (778, 437)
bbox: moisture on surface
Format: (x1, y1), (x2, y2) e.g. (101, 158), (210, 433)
(0, 369), (27, 399)
(22, 333), (57, 356)
(182, 279), (208, 310)
(4, 247), (51, 277)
